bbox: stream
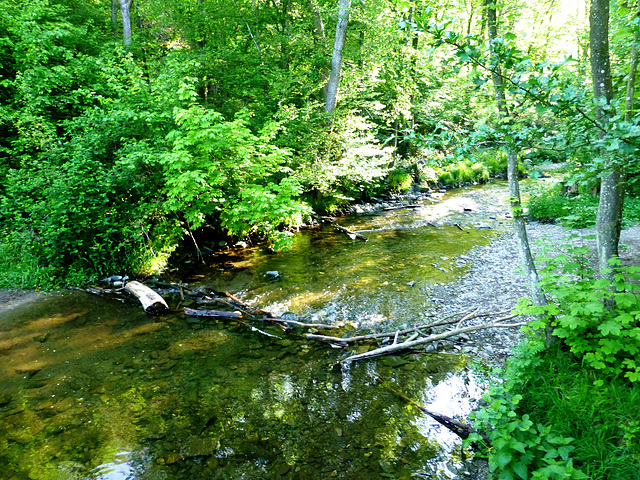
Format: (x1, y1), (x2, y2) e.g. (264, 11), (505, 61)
(0, 182), (514, 480)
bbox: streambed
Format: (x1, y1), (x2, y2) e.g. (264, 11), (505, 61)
(1, 183), (521, 480)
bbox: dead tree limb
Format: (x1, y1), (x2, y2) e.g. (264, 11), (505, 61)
(375, 374), (490, 444)
(340, 318), (524, 363)
(260, 316), (339, 330)
(333, 225), (368, 241)
(125, 281), (169, 315)
(306, 310), (516, 345)
(184, 308), (242, 319)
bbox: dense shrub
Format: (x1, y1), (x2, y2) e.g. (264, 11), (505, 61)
(387, 167), (413, 193)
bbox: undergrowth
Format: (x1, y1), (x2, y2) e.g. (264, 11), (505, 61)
(527, 183), (640, 228)
(468, 245), (640, 479)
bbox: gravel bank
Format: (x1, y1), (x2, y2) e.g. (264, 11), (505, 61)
(424, 222), (640, 364)
(420, 221), (640, 480)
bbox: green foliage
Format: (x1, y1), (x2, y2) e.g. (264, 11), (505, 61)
(387, 167), (413, 193)
(472, 332), (640, 480)
(436, 158), (490, 187)
(527, 183), (640, 228)
(526, 183), (599, 228)
(0, 233), (56, 289)
(161, 94), (311, 249)
(518, 245), (640, 382)
(295, 112), (392, 212)
(468, 378), (587, 480)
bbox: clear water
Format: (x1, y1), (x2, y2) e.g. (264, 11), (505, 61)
(0, 185), (510, 480)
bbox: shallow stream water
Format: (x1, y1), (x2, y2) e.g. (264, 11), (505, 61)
(0, 183), (512, 480)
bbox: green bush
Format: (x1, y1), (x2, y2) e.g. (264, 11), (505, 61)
(387, 167), (413, 193)
(527, 183), (600, 228)
(417, 165), (438, 187)
(520, 245), (640, 382)
(475, 150), (528, 177)
(436, 159), (490, 187)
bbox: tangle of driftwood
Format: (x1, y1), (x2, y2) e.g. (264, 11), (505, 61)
(306, 307), (525, 363)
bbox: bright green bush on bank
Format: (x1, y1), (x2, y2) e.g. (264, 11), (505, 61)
(527, 183), (640, 228)
(469, 247), (640, 479)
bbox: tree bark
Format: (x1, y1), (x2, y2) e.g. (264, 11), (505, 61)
(484, 0), (548, 320)
(324, 0), (351, 114)
(308, 0), (330, 101)
(119, 0), (133, 46)
(590, 0), (625, 280)
(125, 281), (169, 314)
(111, 0), (119, 34)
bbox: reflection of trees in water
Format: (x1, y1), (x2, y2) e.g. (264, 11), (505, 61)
(1, 258), (481, 479)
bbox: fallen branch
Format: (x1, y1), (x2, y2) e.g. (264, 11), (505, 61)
(340, 316), (524, 363)
(375, 374), (490, 443)
(382, 203), (422, 211)
(184, 308), (242, 319)
(453, 223), (470, 233)
(306, 309), (515, 345)
(67, 285), (126, 303)
(333, 225), (368, 241)
(125, 281), (169, 315)
(260, 316), (339, 330)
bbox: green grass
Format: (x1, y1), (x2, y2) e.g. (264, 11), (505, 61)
(509, 345), (640, 479)
(436, 159), (490, 187)
(526, 183), (640, 228)
(0, 238), (57, 290)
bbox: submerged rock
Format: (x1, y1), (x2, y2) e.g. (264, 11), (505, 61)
(182, 436), (220, 457)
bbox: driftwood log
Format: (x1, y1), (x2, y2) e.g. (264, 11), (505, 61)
(306, 308), (524, 363)
(124, 281), (169, 315)
(333, 225), (368, 241)
(375, 374), (491, 444)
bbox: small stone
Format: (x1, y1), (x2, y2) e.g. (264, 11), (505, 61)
(266, 271), (280, 278)
(0, 393), (12, 407)
(33, 332), (50, 343)
(165, 453), (182, 464)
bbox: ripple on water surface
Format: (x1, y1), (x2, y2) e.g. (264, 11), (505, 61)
(1, 198), (498, 479)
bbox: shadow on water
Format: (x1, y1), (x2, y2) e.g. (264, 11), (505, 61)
(0, 187), (508, 479)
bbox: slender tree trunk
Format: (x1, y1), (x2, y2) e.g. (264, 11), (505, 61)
(308, 0), (330, 101)
(590, 0), (625, 280)
(135, 0), (142, 29)
(111, 0), (118, 34)
(119, 0), (133, 46)
(325, 0), (351, 114)
(484, 0), (548, 342)
(280, 0), (291, 70)
(625, 7), (640, 122)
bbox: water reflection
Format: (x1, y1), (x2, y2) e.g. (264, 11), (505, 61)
(1, 185), (508, 479)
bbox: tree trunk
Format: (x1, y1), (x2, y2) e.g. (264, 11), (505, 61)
(485, 0), (549, 343)
(280, 0), (291, 70)
(625, 10), (639, 122)
(590, 0), (625, 280)
(119, 0), (133, 46)
(125, 281), (169, 315)
(308, 0), (330, 101)
(324, 0), (351, 114)
(111, 0), (118, 34)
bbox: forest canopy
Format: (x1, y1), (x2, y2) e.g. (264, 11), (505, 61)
(1, 0), (638, 287)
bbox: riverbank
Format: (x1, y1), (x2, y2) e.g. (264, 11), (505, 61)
(0, 290), (45, 315)
(424, 223), (640, 366)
